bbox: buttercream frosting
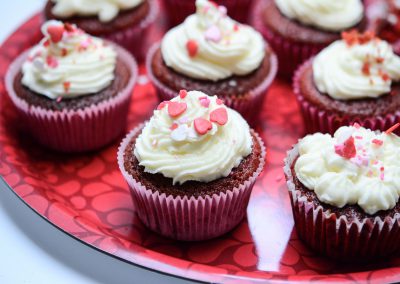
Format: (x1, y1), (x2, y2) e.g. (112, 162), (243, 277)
(51, 0), (144, 22)
(275, 0), (363, 32)
(22, 20), (117, 100)
(134, 90), (253, 185)
(161, 0), (265, 81)
(295, 124), (400, 215)
(313, 32), (400, 100)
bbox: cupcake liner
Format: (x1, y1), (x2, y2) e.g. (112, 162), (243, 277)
(284, 145), (400, 260)
(146, 42), (278, 126)
(293, 58), (400, 135)
(104, 0), (159, 61)
(117, 123), (266, 241)
(5, 43), (138, 153)
(163, 0), (253, 27)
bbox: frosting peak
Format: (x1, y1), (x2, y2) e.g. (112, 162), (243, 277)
(313, 32), (400, 100)
(51, 0), (144, 22)
(295, 124), (400, 215)
(161, 0), (265, 81)
(134, 90), (253, 184)
(275, 0), (363, 32)
(22, 20), (116, 100)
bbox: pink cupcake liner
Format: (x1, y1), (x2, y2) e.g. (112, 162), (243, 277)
(284, 145), (400, 260)
(5, 43), (138, 152)
(163, 0), (254, 27)
(104, 0), (159, 61)
(146, 42), (278, 126)
(293, 58), (400, 135)
(251, 0), (383, 78)
(117, 123), (266, 241)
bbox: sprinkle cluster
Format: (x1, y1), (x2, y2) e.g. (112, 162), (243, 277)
(156, 90), (228, 141)
(333, 123), (400, 181)
(185, 1), (240, 58)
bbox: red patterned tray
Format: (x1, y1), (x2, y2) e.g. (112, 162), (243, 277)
(1, 14), (400, 284)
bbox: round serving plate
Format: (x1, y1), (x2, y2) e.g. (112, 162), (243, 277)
(0, 12), (400, 284)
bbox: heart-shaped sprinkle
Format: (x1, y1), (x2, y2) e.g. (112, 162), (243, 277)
(199, 96), (210, 107)
(186, 39), (198, 58)
(179, 89), (188, 99)
(47, 25), (64, 43)
(157, 101), (169, 110)
(210, 107), (228, 125)
(334, 136), (356, 159)
(168, 101), (187, 117)
(46, 56), (59, 68)
(233, 24), (240, 32)
(63, 81), (71, 92)
(194, 118), (212, 135)
(216, 98), (224, 105)
(171, 125), (189, 142)
(170, 123), (179, 130)
(205, 25), (221, 43)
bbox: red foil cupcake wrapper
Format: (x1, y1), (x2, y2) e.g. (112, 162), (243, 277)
(146, 42), (278, 126)
(284, 145), (400, 260)
(5, 43), (138, 152)
(163, 0), (253, 27)
(104, 0), (159, 61)
(293, 58), (400, 135)
(117, 123), (266, 241)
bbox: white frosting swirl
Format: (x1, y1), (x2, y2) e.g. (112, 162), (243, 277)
(275, 0), (363, 32)
(22, 20), (116, 100)
(134, 91), (253, 185)
(295, 125), (400, 215)
(51, 0), (144, 22)
(161, 0), (265, 81)
(313, 36), (400, 100)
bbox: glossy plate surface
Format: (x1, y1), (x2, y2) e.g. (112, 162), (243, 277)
(1, 13), (400, 284)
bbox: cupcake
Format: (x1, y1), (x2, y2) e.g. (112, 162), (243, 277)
(284, 124), (400, 260)
(147, 0), (278, 124)
(252, 0), (378, 77)
(380, 0), (400, 52)
(163, 0), (254, 27)
(44, 0), (158, 60)
(118, 90), (266, 241)
(5, 20), (137, 152)
(294, 31), (400, 135)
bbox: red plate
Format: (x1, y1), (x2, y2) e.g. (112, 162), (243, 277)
(1, 14), (400, 284)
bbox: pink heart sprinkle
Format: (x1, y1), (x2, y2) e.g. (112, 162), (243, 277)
(194, 118), (212, 135)
(47, 25), (64, 43)
(179, 89), (188, 99)
(168, 101), (187, 117)
(210, 107), (228, 125)
(199, 97), (210, 107)
(205, 25), (222, 43)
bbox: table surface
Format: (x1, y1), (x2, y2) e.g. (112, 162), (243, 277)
(0, 2), (193, 283)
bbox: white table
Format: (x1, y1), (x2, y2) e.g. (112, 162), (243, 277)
(0, 2), (193, 283)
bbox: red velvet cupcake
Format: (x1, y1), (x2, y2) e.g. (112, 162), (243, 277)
(5, 21), (137, 152)
(252, 0), (386, 77)
(44, 0), (159, 60)
(118, 90), (265, 241)
(294, 31), (400, 135)
(163, 0), (254, 27)
(284, 124), (400, 260)
(379, 0), (400, 53)
(147, 0), (277, 124)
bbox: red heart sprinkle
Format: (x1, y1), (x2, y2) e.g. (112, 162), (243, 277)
(47, 25), (65, 43)
(194, 118), (212, 135)
(186, 39), (198, 58)
(179, 89), (188, 99)
(170, 123), (178, 130)
(63, 81), (71, 92)
(168, 101), (187, 117)
(216, 98), (224, 105)
(157, 101), (169, 110)
(335, 136), (356, 159)
(210, 107), (228, 125)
